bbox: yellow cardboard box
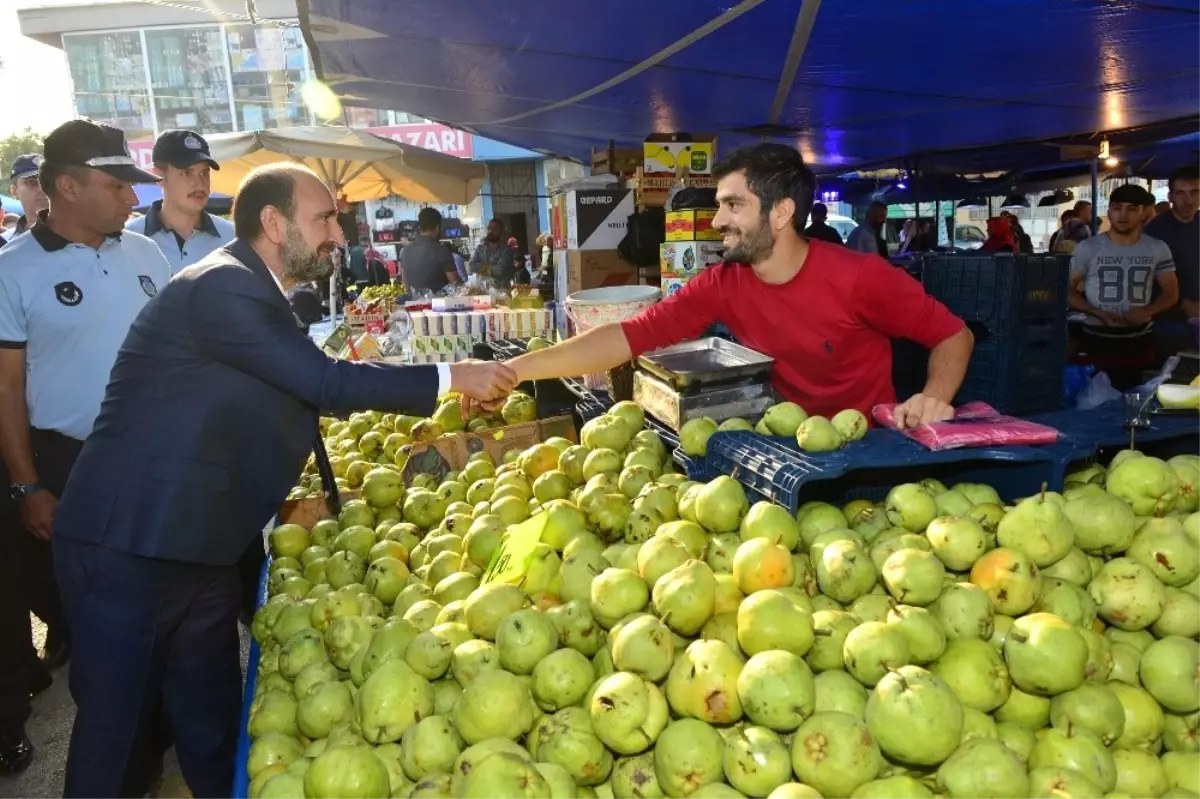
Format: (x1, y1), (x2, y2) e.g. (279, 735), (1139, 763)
(643, 133), (717, 177)
(665, 209), (721, 242)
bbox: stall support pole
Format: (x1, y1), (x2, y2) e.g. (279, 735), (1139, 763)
(1090, 159), (1100, 234)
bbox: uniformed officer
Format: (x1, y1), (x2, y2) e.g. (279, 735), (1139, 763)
(0, 119), (167, 776)
(0, 154), (53, 776)
(126, 129), (233, 273)
(0, 154), (48, 248)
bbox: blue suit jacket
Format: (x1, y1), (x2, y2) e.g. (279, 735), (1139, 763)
(54, 240), (439, 566)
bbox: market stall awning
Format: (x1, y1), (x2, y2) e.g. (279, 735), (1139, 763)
(300, 0), (1199, 171)
(204, 126), (487, 204)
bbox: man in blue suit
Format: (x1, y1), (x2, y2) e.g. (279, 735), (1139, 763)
(50, 162), (516, 798)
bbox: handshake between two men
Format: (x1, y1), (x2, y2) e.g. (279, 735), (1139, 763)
(447, 359), (523, 415)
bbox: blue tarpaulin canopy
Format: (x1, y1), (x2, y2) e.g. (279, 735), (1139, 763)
(300, 0), (1199, 172)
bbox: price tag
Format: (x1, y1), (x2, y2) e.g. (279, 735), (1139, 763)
(482, 511), (551, 586)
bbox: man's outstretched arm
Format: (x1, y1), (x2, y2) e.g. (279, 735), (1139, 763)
(509, 323), (633, 383)
(509, 268), (725, 383)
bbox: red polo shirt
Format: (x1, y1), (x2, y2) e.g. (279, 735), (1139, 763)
(622, 241), (965, 418)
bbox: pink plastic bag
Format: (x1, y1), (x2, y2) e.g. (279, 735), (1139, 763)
(872, 402), (1060, 450)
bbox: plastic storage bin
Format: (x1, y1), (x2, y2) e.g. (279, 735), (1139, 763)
(894, 253), (1069, 415)
(918, 253), (1070, 339)
(233, 558), (270, 798)
(704, 429), (1065, 514)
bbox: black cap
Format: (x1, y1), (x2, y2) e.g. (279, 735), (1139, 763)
(10, 154), (42, 181)
(152, 129), (220, 170)
(43, 119), (159, 184)
(1109, 183), (1150, 207)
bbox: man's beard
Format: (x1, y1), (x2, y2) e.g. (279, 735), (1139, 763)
(719, 217), (774, 264)
(282, 224), (335, 282)
(486, 232), (500, 242)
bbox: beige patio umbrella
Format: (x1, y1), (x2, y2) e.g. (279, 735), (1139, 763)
(204, 125), (486, 204)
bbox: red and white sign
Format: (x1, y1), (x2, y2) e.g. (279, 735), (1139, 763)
(125, 122), (473, 167)
(128, 139), (157, 170)
(367, 124), (473, 159)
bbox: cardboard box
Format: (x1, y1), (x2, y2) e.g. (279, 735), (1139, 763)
(562, 250), (638, 296)
(278, 489), (361, 528)
(345, 311), (387, 329)
(590, 145), (642, 177)
(661, 277), (689, 298)
(401, 416), (577, 485)
(643, 134), (716, 177)
(665, 209), (720, 242)
(660, 241), (724, 278)
(557, 189), (635, 250)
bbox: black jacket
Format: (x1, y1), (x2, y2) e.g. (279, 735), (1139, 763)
(54, 240), (439, 565)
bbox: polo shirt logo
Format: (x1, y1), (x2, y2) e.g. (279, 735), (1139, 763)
(139, 276), (158, 297)
(54, 281), (83, 307)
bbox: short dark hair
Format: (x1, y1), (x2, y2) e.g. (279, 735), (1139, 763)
(712, 143), (815, 233)
(37, 161), (91, 199)
(1061, 209), (1076, 223)
(487, 217), (504, 229)
(418, 207), (442, 234)
(1168, 165), (1199, 193)
(811, 202), (828, 220)
(232, 164), (298, 241)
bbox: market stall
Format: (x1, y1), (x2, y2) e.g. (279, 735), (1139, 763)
(236, 328), (1200, 798)
(227, 3), (1200, 796)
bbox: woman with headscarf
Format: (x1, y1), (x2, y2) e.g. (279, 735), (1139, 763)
(1052, 217), (1091, 254)
(981, 216), (1018, 253)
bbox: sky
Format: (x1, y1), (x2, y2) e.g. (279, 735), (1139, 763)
(0, 1), (77, 138)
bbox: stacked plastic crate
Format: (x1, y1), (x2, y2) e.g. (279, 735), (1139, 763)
(896, 253), (1070, 416)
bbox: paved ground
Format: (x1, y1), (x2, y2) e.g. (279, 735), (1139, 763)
(0, 616), (250, 799)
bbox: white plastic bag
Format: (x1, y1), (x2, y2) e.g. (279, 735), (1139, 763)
(1075, 371), (1122, 410)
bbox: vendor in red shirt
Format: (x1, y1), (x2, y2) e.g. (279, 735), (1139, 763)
(510, 144), (974, 428)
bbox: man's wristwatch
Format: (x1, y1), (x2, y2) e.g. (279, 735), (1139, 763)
(9, 483), (45, 503)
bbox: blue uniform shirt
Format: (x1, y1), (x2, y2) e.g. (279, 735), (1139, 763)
(126, 201), (234, 274)
(0, 214), (171, 440)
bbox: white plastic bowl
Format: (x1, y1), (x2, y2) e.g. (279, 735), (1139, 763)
(565, 285), (661, 332)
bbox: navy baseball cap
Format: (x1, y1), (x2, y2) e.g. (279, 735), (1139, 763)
(10, 154), (42, 181)
(152, 129), (220, 170)
(43, 119), (160, 184)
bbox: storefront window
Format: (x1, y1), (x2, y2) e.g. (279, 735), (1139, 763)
(346, 107), (387, 128)
(145, 27), (234, 134)
(225, 24), (312, 131)
(64, 31), (154, 140)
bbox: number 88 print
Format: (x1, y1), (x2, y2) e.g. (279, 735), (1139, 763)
(1095, 265), (1154, 306)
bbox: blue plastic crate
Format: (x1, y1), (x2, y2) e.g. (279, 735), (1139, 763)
(673, 448), (712, 480)
(233, 556), (270, 798)
(956, 327), (1067, 415)
(919, 253), (1070, 338)
(705, 429), (1067, 515)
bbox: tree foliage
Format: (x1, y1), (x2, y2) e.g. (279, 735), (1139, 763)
(1, 129), (45, 187)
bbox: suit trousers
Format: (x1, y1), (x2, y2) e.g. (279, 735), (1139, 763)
(54, 538), (242, 798)
(0, 429), (79, 732)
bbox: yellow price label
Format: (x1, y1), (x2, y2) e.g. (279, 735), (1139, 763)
(481, 511), (550, 586)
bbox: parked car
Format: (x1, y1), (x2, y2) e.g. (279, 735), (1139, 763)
(953, 224), (986, 250)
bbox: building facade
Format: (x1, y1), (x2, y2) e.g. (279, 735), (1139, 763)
(16, 0), (579, 256)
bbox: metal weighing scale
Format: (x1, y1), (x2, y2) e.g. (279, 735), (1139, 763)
(632, 337), (776, 432)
